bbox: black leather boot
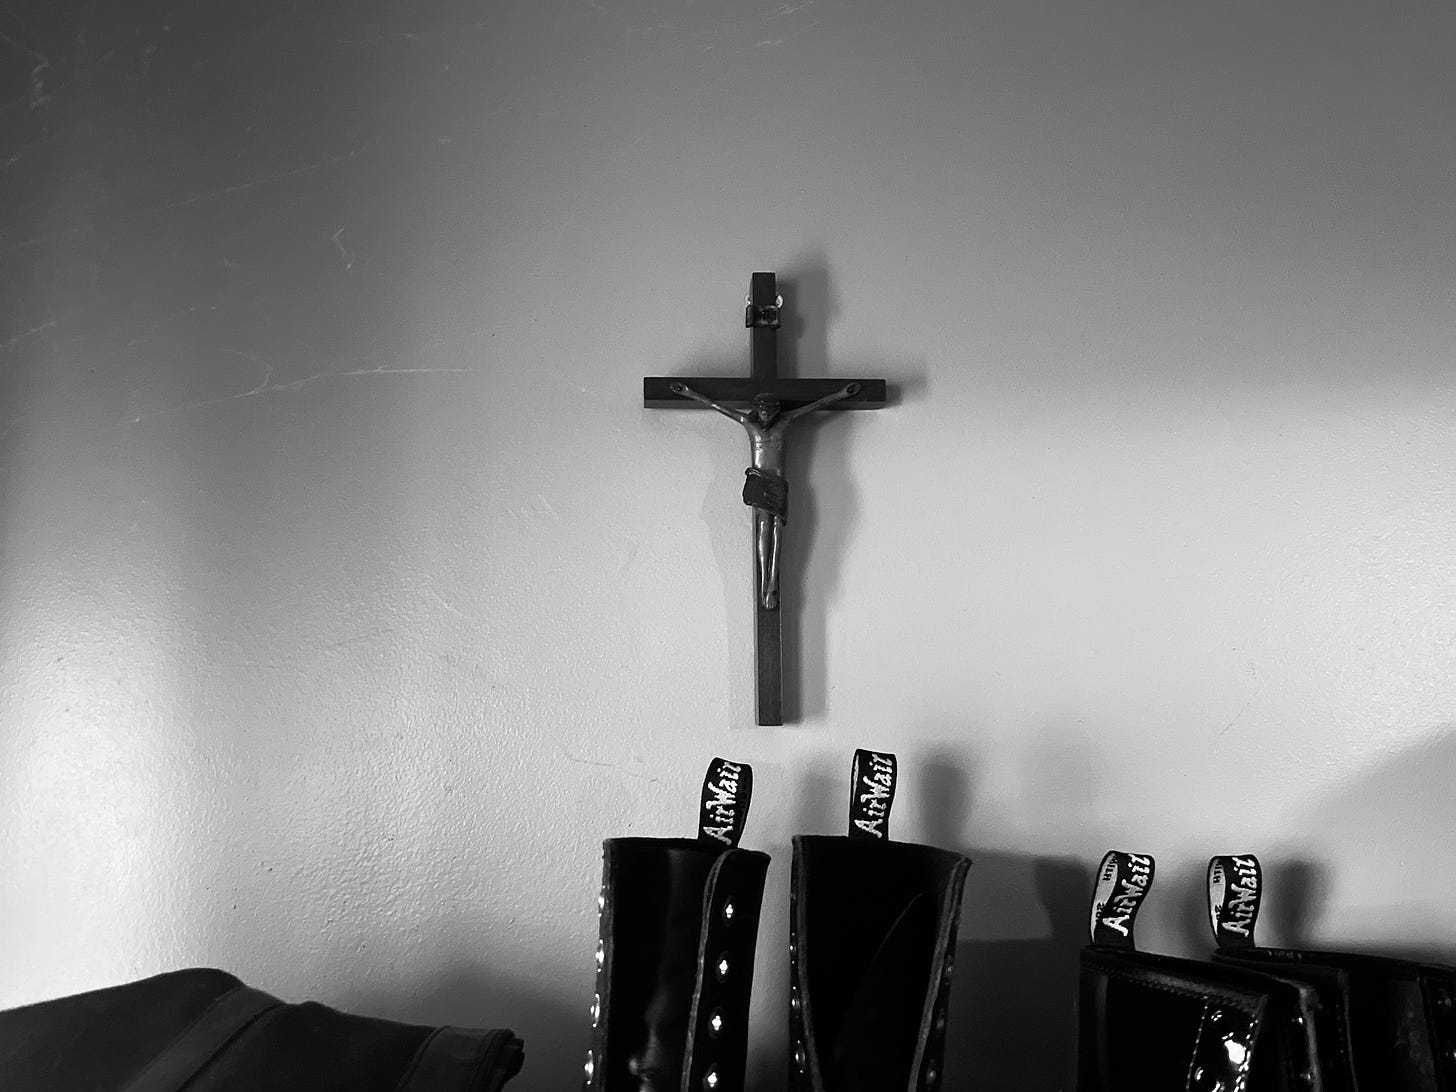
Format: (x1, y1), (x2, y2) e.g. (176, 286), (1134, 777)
(584, 757), (769, 1092)
(1209, 853), (1456, 1092)
(788, 749), (972, 1092)
(0, 968), (524, 1091)
(1077, 850), (1327, 1092)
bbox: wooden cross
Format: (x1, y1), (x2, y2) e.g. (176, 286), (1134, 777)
(645, 272), (887, 725)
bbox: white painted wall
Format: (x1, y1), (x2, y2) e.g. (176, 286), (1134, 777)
(2, 3), (1454, 1088)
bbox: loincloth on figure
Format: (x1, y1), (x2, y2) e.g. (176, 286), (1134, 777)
(742, 467), (788, 523)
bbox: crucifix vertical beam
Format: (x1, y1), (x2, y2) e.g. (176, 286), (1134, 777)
(645, 272), (887, 725)
(747, 273), (784, 725)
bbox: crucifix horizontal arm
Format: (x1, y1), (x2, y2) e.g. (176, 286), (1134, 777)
(667, 381), (864, 424)
(643, 377), (886, 410)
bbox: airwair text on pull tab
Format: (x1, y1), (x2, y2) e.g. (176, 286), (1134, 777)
(1098, 853), (1153, 939)
(1208, 853), (1262, 947)
(700, 760), (746, 846)
(1218, 856), (1260, 938)
(852, 752), (896, 839)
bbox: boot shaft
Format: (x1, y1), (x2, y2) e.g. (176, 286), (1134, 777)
(585, 759), (767, 1092)
(788, 749), (972, 1092)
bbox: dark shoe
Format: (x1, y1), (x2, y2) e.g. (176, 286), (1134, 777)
(1210, 853), (1456, 1092)
(0, 967), (524, 1091)
(789, 749), (972, 1092)
(584, 757), (768, 1092)
(1077, 850), (1325, 1092)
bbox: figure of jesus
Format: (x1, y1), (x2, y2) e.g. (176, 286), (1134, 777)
(669, 381), (862, 610)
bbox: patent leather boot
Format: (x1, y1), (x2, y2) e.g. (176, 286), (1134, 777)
(583, 757), (769, 1092)
(788, 749), (972, 1092)
(1209, 853), (1456, 1092)
(1078, 851), (1327, 1092)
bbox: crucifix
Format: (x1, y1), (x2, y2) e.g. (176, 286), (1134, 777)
(645, 272), (887, 725)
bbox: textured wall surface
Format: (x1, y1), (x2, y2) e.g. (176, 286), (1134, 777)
(3, 2), (1455, 1088)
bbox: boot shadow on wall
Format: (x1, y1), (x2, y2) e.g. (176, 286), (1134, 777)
(941, 851), (1089, 1092)
(915, 752), (1089, 1091)
(1167, 726), (1456, 968)
(1287, 726), (1456, 966)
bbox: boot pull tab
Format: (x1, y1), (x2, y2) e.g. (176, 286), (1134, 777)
(1089, 851), (1156, 948)
(1207, 854), (1262, 950)
(698, 757), (753, 848)
(847, 749), (897, 840)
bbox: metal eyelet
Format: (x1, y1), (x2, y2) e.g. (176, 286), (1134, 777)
(716, 953), (730, 979)
(703, 1066), (721, 1089)
(722, 899), (735, 923)
(709, 1008), (724, 1037)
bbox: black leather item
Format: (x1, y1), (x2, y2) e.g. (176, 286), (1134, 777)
(1079, 947), (1269, 1092)
(1215, 947), (1454, 1092)
(1077, 851), (1325, 1092)
(1081, 945), (1329, 1092)
(584, 759), (769, 1092)
(788, 750), (972, 1092)
(0, 968), (525, 1092)
(1209, 854), (1456, 1092)
(1222, 958), (1359, 1092)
